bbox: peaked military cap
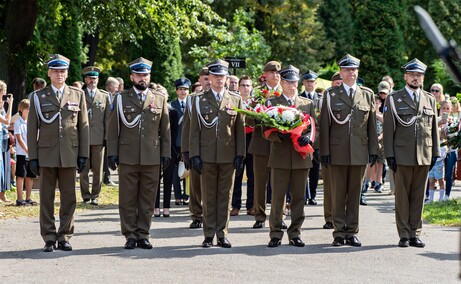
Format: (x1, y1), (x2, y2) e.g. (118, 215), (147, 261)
(331, 72), (341, 82)
(402, 58), (427, 74)
(338, 54), (360, 68)
(128, 57), (153, 74)
(82, 66), (101, 78)
(47, 54), (70, 70)
(174, 78), (192, 89)
(301, 70), (318, 81)
(264, 61), (282, 72)
(208, 59), (229, 76)
(279, 65), (300, 82)
(199, 66), (209, 76)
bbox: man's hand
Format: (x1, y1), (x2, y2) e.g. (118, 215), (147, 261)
(191, 156), (203, 175)
(297, 135), (312, 147)
(429, 156), (438, 171)
(386, 157), (397, 172)
(77, 157), (87, 173)
(369, 155), (378, 167)
(108, 156), (119, 171)
(320, 155), (331, 168)
(233, 155), (245, 177)
(182, 152), (190, 170)
(161, 157), (171, 169)
(29, 159), (40, 176)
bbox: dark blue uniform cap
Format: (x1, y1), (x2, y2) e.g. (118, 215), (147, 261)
(174, 78), (191, 89)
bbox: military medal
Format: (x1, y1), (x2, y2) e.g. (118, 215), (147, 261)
(205, 114), (209, 120)
(45, 113), (49, 119)
(131, 108), (135, 112)
(41, 94), (46, 98)
(336, 114), (340, 119)
(397, 98), (402, 102)
(127, 115), (131, 120)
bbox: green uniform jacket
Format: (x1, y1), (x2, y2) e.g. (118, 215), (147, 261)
(189, 89), (245, 163)
(107, 87), (171, 165)
(320, 84), (378, 165)
(85, 88), (111, 146)
(27, 85), (89, 167)
(383, 88), (440, 165)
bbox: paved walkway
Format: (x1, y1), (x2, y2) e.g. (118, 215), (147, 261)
(0, 181), (460, 283)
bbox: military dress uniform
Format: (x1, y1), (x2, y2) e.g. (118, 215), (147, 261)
(189, 60), (245, 247)
(106, 58), (171, 247)
(27, 54), (89, 251)
(319, 54), (378, 246)
(79, 67), (111, 204)
(250, 61), (284, 228)
(383, 59), (440, 247)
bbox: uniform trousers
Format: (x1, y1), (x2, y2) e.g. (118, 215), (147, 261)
(330, 165), (365, 239)
(119, 164), (160, 240)
(322, 165), (333, 223)
(201, 162), (234, 239)
(80, 145), (104, 200)
(188, 170), (203, 221)
(39, 167), (76, 242)
(269, 168), (308, 240)
(253, 154), (270, 222)
(394, 165), (429, 238)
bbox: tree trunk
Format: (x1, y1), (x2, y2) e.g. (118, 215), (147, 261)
(83, 31), (100, 67)
(0, 0), (38, 111)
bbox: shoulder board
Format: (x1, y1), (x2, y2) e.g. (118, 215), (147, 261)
(326, 85), (340, 93)
(422, 90), (432, 97)
(99, 89), (109, 94)
(358, 85), (373, 93)
(297, 96), (309, 101)
(227, 91), (240, 97)
(151, 89), (166, 97)
(68, 86), (84, 93)
(193, 91), (205, 97)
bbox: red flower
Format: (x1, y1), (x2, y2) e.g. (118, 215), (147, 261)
(255, 107), (261, 113)
(274, 91), (281, 97)
(278, 108), (283, 115)
(262, 89), (269, 95)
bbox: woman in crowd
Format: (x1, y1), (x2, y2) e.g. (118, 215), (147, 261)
(0, 80), (14, 203)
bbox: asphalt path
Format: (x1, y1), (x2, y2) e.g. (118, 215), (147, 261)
(0, 180), (460, 283)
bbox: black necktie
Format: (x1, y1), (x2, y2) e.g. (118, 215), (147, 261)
(308, 93), (312, 100)
(349, 88), (354, 99)
(413, 92), (418, 104)
(181, 101), (185, 110)
(288, 99), (293, 106)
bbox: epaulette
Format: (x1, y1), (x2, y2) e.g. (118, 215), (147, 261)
(99, 89), (109, 94)
(228, 90), (240, 97)
(325, 85), (340, 93)
(422, 89), (433, 97)
(68, 86), (84, 93)
(358, 85), (374, 94)
(192, 91), (205, 97)
(297, 96), (309, 101)
(151, 89), (167, 97)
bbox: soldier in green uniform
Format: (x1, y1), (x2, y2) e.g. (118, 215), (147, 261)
(189, 59), (245, 248)
(320, 54), (378, 247)
(383, 59), (440, 248)
(28, 54), (89, 252)
(265, 65), (318, 248)
(79, 66), (111, 205)
(106, 57), (171, 250)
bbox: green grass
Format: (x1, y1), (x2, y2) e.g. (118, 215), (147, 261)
(0, 185), (119, 219)
(423, 198), (461, 226)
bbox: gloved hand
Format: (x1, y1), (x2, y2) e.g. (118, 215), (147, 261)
(369, 154), (378, 167)
(233, 155), (245, 177)
(108, 155), (119, 171)
(297, 135), (312, 147)
(182, 152), (190, 170)
(429, 156), (438, 171)
(320, 155), (331, 168)
(386, 157), (397, 172)
(29, 159), (40, 176)
(161, 157), (171, 169)
(277, 132), (292, 141)
(77, 157), (87, 173)
(191, 156), (203, 175)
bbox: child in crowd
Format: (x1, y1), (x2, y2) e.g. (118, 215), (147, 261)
(14, 99), (37, 206)
(427, 141), (447, 203)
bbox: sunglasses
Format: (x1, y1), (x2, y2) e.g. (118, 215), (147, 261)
(431, 89), (440, 93)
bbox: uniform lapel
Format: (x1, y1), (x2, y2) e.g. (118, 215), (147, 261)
(338, 85), (352, 107)
(352, 87), (362, 107)
(128, 88), (142, 109)
(205, 90), (219, 110)
(219, 90), (230, 110)
(60, 85), (70, 108)
(142, 89), (154, 110)
(403, 89), (417, 110)
(42, 86), (60, 107)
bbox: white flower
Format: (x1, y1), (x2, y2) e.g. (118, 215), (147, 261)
(266, 109), (278, 118)
(281, 110), (295, 122)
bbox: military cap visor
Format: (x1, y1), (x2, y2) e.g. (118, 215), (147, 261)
(208, 59), (229, 76)
(175, 78), (191, 89)
(338, 54), (360, 68)
(301, 71), (318, 81)
(82, 66), (101, 78)
(130, 63), (152, 74)
(279, 65), (300, 82)
(47, 55), (70, 70)
(402, 59), (427, 74)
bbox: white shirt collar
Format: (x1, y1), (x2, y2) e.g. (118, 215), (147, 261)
(266, 83), (279, 91)
(51, 85), (65, 96)
(405, 86), (420, 98)
(342, 83), (357, 96)
(283, 93), (297, 103)
(211, 89), (224, 98)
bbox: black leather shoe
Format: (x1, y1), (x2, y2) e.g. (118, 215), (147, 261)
(190, 219), (202, 229)
(398, 238), (410, 247)
(202, 237), (213, 248)
(43, 241), (55, 252)
(332, 237), (345, 246)
(217, 237), (232, 248)
(323, 222), (334, 229)
(57, 241), (72, 251)
(124, 238), (137, 249)
(409, 237), (425, 248)
(346, 236), (362, 247)
(268, 238), (281, 247)
(360, 195), (368, 206)
(289, 237), (305, 247)
(308, 199), (317, 205)
(253, 220), (265, 229)
(137, 238), (153, 249)
(282, 221), (288, 229)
